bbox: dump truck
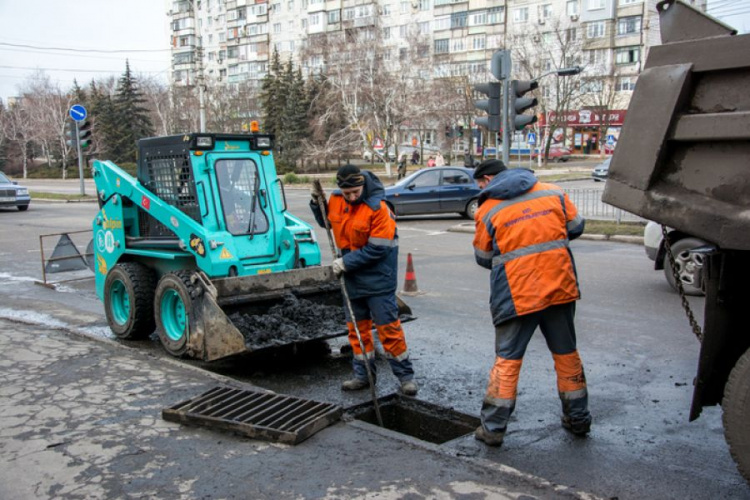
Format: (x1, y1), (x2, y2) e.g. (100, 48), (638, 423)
(91, 131), (410, 362)
(602, 0), (750, 482)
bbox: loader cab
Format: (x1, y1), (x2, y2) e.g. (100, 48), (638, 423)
(136, 132), (295, 276)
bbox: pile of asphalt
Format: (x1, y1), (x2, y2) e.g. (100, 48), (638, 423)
(229, 294), (347, 350)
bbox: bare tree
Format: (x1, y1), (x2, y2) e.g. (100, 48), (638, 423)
(2, 102), (34, 178)
(140, 77), (172, 136)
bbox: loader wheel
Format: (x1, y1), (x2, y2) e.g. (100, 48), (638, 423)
(104, 262), (156, 340)
(155, 271), (195, 357)
(723, 347), (750, 483)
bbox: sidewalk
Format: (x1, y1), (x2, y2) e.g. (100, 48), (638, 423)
(0, 318), (594, 499)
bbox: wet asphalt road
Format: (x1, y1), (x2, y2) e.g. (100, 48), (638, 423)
(0, 196), (748, 498)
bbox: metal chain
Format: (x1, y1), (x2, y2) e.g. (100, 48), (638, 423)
(661, 225), (704, 342)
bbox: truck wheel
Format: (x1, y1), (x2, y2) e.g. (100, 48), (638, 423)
(104, 262), (156, 340)
(663, 237), (706, 296)
(723, 348), (750, 483)
(155, 271), (196, 357)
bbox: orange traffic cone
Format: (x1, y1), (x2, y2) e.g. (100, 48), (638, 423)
(402, 253), (420, 295)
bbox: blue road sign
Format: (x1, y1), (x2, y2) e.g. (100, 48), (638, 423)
(527, 132), (536, 145)
(69, 104), (87, 122)
(607, 134), (615, 145)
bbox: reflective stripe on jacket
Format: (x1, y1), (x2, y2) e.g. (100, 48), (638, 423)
(311, 171), (399, 299)
(473, 169), (584, 325)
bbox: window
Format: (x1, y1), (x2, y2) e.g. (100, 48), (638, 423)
(472, 35), (486, 50)
(273, 23), (281, 33)
(487, 7), (504, 24)
(173, 52), (194, 65)
(588, 0), (605, 9)
(400, 1), (409, 13)
(580, 79), (604, 93)
(567, 0), (579, 16)
(617, 16), (642, 35)
(451, 12), (468, 28)
(566, 27), (578, 41)
(586, 48), (609, 66)
(587, 21), (605, 38)
(400, 24), (407, 37)
(227, 46), (239, 59)
(451, 38), (465, 52)
(513, 7), (529, 23)
(219, 32), (226, 42)
(288, 0), (294, 9)
(412, 170), (441, 188)
(301, 19), (307, 29)
(417, 0), (431, 11)
(418, 21), (430, 34)
(382, 4), (391, 15)
(434, 38), (449, 54)
(434, 16), (450, 30)
(328, 9), (340, 23)
(344, 7), (355, 20)
(309, 12), (321, 26)
(471, 11), (487, 26)
(615, 46), (640, 64)
(384, 27), (391, 39)
(442, 170), (472, 185)
(540, 4), (552, 20)
(616, 76), (637, 91)
(216, 160), (269, 236)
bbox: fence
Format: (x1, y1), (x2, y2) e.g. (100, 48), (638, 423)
(37, 229), (94, 288)
(563, 188), (645, 223)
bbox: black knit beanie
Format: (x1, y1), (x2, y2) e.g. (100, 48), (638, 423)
(336, 164), (366, 188)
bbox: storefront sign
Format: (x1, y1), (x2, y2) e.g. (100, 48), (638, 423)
(539, 109), (628, 127)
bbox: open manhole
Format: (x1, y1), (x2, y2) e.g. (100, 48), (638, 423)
(345, 394), (479, 445)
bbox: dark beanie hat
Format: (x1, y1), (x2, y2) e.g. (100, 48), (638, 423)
(336, 164), (366, 187)
(473, 159), (507, 179)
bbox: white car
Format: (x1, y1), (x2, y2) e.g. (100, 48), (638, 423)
(644, 221), (708, 296)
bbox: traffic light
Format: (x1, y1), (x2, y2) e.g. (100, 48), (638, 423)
(65, 120), (77, 148)
(509, 80), (539, 130)
(457, 125), (464, 137)
(78, 120), (92, 148)
(473, 82), (502, 132)
(445, 125), (451, 138)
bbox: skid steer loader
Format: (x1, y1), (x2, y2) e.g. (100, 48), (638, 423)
(91, 131), (411, 361)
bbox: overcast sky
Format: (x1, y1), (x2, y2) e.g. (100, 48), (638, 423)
(0, 0), (747, 105)
(0, 0), (171, 103)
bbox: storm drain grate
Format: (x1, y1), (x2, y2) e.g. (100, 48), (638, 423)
(163, 386), (342, 445)
(346, 394), (480, 445)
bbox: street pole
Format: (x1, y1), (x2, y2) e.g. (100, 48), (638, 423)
(502, 78), (510, 166)
(74, 121), (85, 196)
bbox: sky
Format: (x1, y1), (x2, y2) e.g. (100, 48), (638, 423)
(0, 0), (747, 105)
(0, 0), (172, 103)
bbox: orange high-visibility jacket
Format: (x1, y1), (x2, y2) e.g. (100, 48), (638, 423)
(311, 172), (399, 299)
(473, 169), (584, 325)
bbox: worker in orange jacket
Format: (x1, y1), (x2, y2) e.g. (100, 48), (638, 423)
(310, 165), (418, 396)
(471, 159), (591, 446)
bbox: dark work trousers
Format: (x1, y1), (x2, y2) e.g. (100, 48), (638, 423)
(481, 301), (590, 434)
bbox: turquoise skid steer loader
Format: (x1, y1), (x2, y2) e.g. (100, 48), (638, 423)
(91, 132), (411, 361)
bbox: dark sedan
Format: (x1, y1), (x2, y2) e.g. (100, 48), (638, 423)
(385, 167), (480, 219)
(0, 171), (31, 211)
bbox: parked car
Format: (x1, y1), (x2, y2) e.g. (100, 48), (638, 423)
(384, 167), (480, 219)
(0, 171), (31, 211)
(644, 221), (708, 296)
(591, 157), (611, 181)
(530, 145), (572, 162)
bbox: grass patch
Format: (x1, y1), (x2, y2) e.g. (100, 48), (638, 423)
(584, 219), (645, 237)
(30, 191), (97, 201)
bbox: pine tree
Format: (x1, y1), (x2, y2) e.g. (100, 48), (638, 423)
(89, 80), (117, 159)
(111, 61), (154, 163)
(259, 48), (284, 154)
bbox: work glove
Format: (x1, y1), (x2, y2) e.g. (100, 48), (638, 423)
(311, 184), (326, 205)
(331, 257), (346, 277)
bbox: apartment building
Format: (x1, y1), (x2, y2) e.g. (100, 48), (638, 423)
(168, 0), (706, 152)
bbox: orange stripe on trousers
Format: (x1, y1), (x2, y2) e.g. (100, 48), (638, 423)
(552, 351), (587, 392)
(348, 319), (374, 356)
(375, 320), (408, 358)
(487, 357), (523, 400)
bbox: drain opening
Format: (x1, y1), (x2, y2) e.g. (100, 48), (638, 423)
(346, 394), (479, 445)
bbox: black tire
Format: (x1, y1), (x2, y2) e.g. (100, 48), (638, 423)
(723, 348), (750, 483)
(385, 201), (398, 218)
(103, 262), (156, 340)
(461, 198), (478, 220)
(663, 237), (707, 296)
(17, 205), (28, 211)
(154, 271), (199, 358)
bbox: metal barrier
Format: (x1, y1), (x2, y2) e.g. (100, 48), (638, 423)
(37, 229), (94, 288)
(563, 187), (646, 223)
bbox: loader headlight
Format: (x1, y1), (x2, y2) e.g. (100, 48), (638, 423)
(195, 136), (214, 149)
(255, 137), (273, 149)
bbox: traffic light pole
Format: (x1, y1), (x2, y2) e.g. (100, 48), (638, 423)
(74, 121), (85, 196)
(501, 79), (510, 166)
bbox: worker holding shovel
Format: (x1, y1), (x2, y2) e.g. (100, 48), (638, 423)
(310, 165), (418, 396)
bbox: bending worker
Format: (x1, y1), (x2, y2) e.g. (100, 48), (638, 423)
(310, 164), (418, 396)
(471, 159), (591, 446)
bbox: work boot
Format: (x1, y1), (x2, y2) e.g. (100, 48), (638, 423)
(400, 380), (418, 396)
(561, 415), (591, 436)
(341, 378), (371, 391)
(474, 426), (504, 447)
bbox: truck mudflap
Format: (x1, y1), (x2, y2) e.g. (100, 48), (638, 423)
(187, 267), (414, 362)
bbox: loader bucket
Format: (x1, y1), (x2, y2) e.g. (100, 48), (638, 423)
(188, 266), (414, 362)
